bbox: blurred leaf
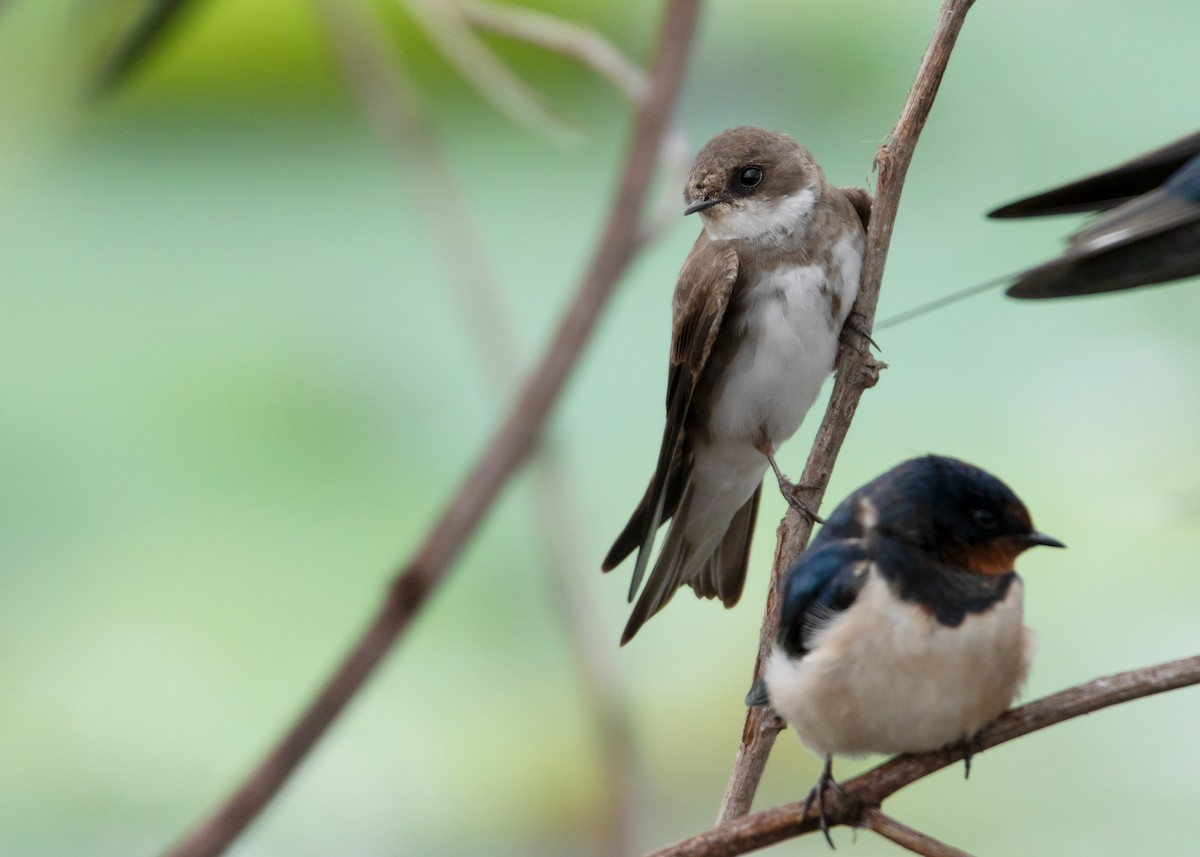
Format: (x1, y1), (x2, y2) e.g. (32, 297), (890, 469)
(93, 0), (206, 93)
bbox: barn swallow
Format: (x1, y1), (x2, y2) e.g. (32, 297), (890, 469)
(603, 127), (872, 645)
(747, 455), (1063, 844)
(990, 130), (1200, 298)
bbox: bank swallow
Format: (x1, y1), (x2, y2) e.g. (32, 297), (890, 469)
(603, 127), (871, 644)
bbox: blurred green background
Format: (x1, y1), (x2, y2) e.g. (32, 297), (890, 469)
(2, 0), (1198, 855)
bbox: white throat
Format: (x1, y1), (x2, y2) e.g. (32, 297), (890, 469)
(701, 186), (818, 243)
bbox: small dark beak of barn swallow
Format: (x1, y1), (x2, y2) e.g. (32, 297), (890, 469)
(684, 196), (725, 215)
(1020, 532), (1066, 549)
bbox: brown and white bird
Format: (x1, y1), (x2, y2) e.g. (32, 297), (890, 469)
(603, 127), (871, 644)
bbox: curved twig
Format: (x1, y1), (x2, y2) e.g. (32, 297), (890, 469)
(455, 0), (691, 239)
(861, 809), (975, 857)
(160, 2), (703, 856)
(403, 0), (579, 142)
(652, 655), (1200, 856)
(715, 0), (977, 824)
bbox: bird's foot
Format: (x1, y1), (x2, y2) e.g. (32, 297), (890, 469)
(838, 313), (886, 389)
(758, 434), (825, 520)
(802, 755), (849, 849)
(756, 439), (824, 523)
(779, 479), (825, 524)
(839, 311), (880, 356)
(945, 732), (986, 779)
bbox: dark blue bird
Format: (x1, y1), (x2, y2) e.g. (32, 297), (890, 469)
(990, 130), (1200, 298)
(747, 455), (1063, 844)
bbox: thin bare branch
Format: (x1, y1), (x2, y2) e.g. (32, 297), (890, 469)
(160, 2), (703, 856)
(404, 0), (578, 142)
(650, 655), (1200, 856)
(715, 0), (977, 824)
(534, 456), (640, 857)
(460, 0), (647, 98)
(860, 809), (975, 857)
(313, 0), (515, 377)
(308, 1), (642, 853)
(456, 0), (690, 242)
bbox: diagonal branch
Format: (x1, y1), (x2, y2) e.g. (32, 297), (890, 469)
(861, 809), (975, 857)
(92, 0), (200, 91)
(652, 655), (1200, 856)
(715, 0), (977, 824)
(160, 2), (703, 856)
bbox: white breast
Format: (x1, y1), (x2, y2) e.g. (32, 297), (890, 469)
(701, 188), (818, 243)
(707, 232), (862, 446)
(765, 570), (1035, 757)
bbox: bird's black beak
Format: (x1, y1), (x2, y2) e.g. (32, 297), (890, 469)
(1023, 531), (1066, 549)
(684, 196), (723, 215)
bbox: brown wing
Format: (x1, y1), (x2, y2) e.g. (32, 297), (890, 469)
(838, 185), (873, 232)
(602, 233), (740, 601)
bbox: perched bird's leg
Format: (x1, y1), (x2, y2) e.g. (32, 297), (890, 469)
(840, 309), (880, 355)
(838, 311), (886, 391)
(756, 437), (823, 524)
(963, 731), (985, 779)
(801, 755), (847, 849)
(945, 731), (985, 779)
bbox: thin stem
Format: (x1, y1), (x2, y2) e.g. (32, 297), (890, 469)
(533, 456), (640, 857)
(715, 0), (977, 825)
(404, 0), (579, 142)
(310, 1), (643, 852)
(160, 3), (702, 856)
(455, 0), (691, 239)
(459, 0), (650, 98)
(313, 0), (516, 380)
(861, 809), (975, 857)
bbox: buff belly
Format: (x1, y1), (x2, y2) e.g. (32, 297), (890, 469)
(764, 570), (1036, 757)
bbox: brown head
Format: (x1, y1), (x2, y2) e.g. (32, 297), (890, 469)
(683, 127), (826, 242)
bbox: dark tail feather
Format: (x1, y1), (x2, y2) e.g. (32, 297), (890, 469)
(620, 489), (696, 645)
(687, 483), (761, 607)
(621, 481), (763, 644)
(601, 454), (686, 575)
(627, 487), (668, 603)
(602, 490), (652, 573)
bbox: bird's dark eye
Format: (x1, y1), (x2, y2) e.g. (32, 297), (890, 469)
(737, 166), (763, 188)
(972, 508), (998, 529)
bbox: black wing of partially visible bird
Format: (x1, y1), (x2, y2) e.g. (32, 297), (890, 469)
(989, 130), (1200, 299)
(990, 130), (1200, 218)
